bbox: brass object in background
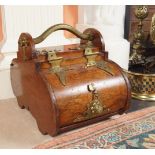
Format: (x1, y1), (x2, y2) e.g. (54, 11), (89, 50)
(123, 69), (155, 101)
(130, 6), (149, 65)
(127, 6), (155, 101)
(134, 5), (148, 19)
(150, 13), (155, 45)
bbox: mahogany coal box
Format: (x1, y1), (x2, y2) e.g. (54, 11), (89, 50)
(10, 24), (131, 136)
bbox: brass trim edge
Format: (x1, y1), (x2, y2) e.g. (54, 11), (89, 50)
(132, 92), (155, 101)
(123, 69), (155, 77)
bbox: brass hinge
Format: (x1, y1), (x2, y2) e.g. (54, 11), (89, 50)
(48, 51), (66, 86)
(84, 47), (114, 76)
(85, 47), (99, 67)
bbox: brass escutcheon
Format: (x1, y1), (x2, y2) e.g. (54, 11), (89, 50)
(84, 47), (114, 76)
(73, 83), (110, 123)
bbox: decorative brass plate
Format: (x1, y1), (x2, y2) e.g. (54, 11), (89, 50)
(18, 37), (30, 61)
(48, 51), (66, 86)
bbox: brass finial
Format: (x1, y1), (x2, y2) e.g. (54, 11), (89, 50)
(130, 5), (149, 65)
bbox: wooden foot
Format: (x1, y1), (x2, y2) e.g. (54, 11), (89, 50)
(19, 104), (25, 109)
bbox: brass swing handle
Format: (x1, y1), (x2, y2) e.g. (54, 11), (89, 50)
(33, 23), (94, 44)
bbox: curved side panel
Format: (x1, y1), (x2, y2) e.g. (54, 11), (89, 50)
(10, 59), (58, 136)
(107, 59), (131, 113)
